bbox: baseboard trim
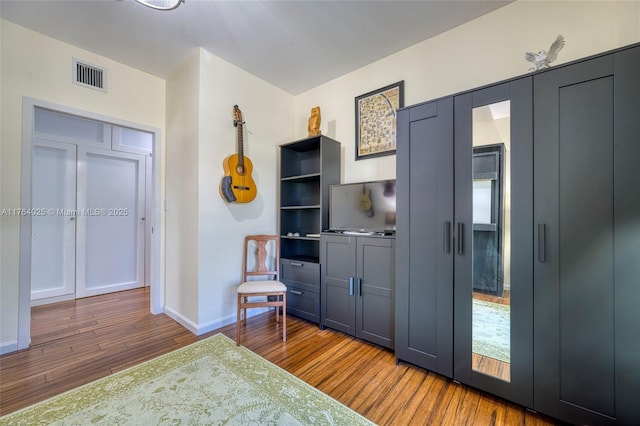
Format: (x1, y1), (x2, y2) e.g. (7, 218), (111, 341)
(163, 307), (199, 334)
(163, 307), (270, 336)
(197, 307), (271, 335)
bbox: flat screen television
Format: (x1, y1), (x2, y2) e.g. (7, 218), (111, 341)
(329, 180), (396, 233)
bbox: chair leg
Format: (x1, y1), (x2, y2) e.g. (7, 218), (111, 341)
(236, 295), (241, 346)
(282, 292), (287, 343)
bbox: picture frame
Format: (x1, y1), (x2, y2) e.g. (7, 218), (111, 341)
(355, 80), (404, 160)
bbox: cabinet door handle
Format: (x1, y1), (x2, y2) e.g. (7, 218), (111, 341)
(538, 223), (546, 262)
(443, 221), (451, 253)
(290, 289), (303, 296)
(456, 222), (464, 255)
(349, 277), (354, 296)
(357, 278), (362, 297)
(289, 262), (303, 267)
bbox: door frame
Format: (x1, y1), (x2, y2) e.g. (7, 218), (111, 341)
(17, 97), (165, 350)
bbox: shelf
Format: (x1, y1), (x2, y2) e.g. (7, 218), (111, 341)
(280, 136), (322, 152)
(281, 235), (320, 240)
(281, 238), (320, 262)
(281, 173), (320, 182)
(281, 255), (320, 264)
(281, 205), (320, 210)
(280, 178), (320, 206)
(281, 145), (320, 178)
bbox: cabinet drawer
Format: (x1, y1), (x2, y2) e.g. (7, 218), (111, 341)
(286, 286), (320, 324)
(280, 259), (320, 293)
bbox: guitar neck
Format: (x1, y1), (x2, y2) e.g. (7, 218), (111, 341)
(236, 122), (244, 166)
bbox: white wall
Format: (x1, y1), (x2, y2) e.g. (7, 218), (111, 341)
(164, 50), (201, 329)
(0, 20), (165, 351)
(196, 49), (294, 331)
(293, 0), (640, 184)
(163, 48), (294, 333)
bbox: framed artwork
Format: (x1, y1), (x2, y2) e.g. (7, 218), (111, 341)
(355, 80), (404, 160)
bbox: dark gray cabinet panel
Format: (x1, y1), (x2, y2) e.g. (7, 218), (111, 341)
(534, 45), (640, 425)
(395, 98), (454, 377)
(321, 234), (395, 348)
(612, 46), (640, 426)
(321, 235), (356, 334)
(356, 237), (395, 348)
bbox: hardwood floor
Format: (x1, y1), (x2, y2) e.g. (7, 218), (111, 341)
(0, 288), (559, 425)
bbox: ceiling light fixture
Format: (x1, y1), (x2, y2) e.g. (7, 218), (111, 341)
(134, 0), (184, 11)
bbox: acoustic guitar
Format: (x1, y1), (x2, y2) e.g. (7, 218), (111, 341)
(220, 105), (257, 203)
(359, 185), (374, 217)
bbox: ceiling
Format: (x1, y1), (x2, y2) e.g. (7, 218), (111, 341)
(0, 0), (512, 95)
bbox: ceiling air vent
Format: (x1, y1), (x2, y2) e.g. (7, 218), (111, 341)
(73, 58), (106, 92)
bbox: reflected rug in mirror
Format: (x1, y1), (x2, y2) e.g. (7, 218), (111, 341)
(472, 299), (510, 363)
(0, 333), (373, 425)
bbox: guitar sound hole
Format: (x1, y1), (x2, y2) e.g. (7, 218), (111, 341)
(236, 165), (245, 175)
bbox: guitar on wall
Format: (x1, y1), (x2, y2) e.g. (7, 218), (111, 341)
(220, 105), (257, 203)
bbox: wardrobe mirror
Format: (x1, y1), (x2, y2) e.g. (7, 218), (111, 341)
(471, 100), (511, 382)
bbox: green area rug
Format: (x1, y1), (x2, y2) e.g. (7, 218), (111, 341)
(472, 299), (510, 363)
(0, 334), (373, 425)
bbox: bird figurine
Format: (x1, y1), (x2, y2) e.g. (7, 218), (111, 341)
(525, 35), (565, 71)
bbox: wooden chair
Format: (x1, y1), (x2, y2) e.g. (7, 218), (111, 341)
(236, 235), (287, 346)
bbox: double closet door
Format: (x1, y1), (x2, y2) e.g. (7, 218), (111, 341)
(31, 109), (149, 303)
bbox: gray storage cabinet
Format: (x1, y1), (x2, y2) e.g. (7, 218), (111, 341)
(533, 45), (640, 425)
(395, 43), (640, 425)
(321, 234), (395, 349)
(279, 136), (340, 324)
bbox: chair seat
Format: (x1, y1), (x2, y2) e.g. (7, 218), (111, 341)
(237, 280), (287, 294)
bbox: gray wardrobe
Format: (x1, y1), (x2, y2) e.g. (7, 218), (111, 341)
(395, 44), (640, 425)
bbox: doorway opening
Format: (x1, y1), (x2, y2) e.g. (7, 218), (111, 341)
(17, 97), (165, 351)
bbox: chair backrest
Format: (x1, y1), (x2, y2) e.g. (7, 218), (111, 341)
(242, 235), (280, 282)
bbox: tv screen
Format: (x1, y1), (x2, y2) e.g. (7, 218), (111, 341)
(329, 180), (396, 233)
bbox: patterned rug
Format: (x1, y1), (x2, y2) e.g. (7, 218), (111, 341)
(472, 299), (510, 363)
(0, 334), (373, 425)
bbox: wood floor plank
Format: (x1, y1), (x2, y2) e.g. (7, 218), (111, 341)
(0, 288), (560, 425)
(367, 365), (420, 424)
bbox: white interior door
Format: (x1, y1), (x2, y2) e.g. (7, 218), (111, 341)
(76, 147), (146, 298)
(30, 139), (77, 302)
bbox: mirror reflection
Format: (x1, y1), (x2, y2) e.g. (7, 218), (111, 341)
(471, 100), (511, 382)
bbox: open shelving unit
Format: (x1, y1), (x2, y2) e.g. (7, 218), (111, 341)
(279, 135), (340, 324)
(279, 135), (340, 262)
